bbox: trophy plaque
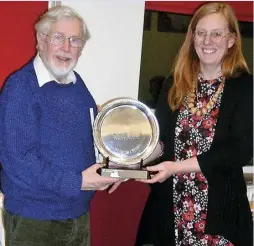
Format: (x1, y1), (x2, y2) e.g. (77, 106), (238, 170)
(93, 97), (159, 179)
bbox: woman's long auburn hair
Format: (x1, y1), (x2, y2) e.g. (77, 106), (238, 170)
(168, 2), (249, 111)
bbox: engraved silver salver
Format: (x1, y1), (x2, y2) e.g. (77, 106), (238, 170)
(93, 97), (159, 179)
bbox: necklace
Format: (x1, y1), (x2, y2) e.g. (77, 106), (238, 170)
(187, 76), (225, 117)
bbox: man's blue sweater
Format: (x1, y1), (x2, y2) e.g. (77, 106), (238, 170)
(0, 60), (97, 220)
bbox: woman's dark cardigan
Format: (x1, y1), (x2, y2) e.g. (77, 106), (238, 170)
(136, 73), (253, 246)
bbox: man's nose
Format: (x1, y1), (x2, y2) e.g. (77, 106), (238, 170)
(61, 38), (71, 51)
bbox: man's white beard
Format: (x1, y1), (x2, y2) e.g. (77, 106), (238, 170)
(50, 59), (76, 80)
(44, 55), (77, 82)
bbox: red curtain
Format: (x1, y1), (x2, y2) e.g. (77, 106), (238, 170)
(0, 1), (48, 88)
(145, 1), (253, 22)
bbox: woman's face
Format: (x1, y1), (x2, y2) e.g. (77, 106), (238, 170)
(193, 13), (235, 70)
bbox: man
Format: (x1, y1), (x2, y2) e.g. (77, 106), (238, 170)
(0, 6), (120, 246)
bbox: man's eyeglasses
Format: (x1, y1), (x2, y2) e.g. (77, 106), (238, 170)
(194, 29), (229, 44)
(43, 33), (84, 48)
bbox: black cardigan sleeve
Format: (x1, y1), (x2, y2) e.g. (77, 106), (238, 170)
(197, 74), (253, 180)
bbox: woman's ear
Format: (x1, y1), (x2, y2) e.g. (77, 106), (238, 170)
(228, 34), (236, 48)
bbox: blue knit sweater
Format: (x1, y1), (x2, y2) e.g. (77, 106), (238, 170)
(0, 60), (97, 220)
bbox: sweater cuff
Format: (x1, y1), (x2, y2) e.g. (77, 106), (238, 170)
(60, 171), (82, 200)
(197, 155), (214, 183)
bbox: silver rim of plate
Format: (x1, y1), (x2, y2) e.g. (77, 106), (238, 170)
(93, 97), (159, 165)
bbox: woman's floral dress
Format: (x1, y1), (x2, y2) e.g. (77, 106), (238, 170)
(173, 75), (234, 246)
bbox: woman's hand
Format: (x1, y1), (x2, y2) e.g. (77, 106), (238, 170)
(137, 161), (178, 183)
(136, 157), (200, 184)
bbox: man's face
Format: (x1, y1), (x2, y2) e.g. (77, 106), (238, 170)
(37, 18), (83, 80)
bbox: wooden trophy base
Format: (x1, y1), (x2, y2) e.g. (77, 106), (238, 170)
(98, 158), (150, 179)
(100, 168), (149, 179)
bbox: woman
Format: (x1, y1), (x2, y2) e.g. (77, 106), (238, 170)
(136, 2), (253, 246)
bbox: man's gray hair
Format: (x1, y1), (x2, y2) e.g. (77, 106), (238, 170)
(35, 5), (90, 42)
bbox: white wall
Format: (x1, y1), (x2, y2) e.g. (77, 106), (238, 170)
(59, 0), (145, 104)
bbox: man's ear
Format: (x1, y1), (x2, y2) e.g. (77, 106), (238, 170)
(37, 33), (44, 42)
(37, 33), (45, 51)
(78, 44), (86, 57)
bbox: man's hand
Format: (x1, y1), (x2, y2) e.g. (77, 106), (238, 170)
(97, 105), (102, 112)
(107, 178), (129, 194)
(81, 163), (120, 190)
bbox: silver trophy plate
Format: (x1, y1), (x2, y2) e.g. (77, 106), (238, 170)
(93, 98), (159, 167)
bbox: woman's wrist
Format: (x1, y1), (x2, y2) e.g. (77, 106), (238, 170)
(175, 157), (200, 174)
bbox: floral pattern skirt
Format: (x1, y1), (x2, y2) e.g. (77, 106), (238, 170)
(173, 172), (233, 246)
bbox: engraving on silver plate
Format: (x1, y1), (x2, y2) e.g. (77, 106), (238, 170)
(93, 98), (159, 165)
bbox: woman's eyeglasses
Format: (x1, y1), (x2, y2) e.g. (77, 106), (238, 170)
(194, 29), (230, 44)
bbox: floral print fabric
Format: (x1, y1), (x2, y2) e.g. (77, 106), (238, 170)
(173, 76), (233, 246)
